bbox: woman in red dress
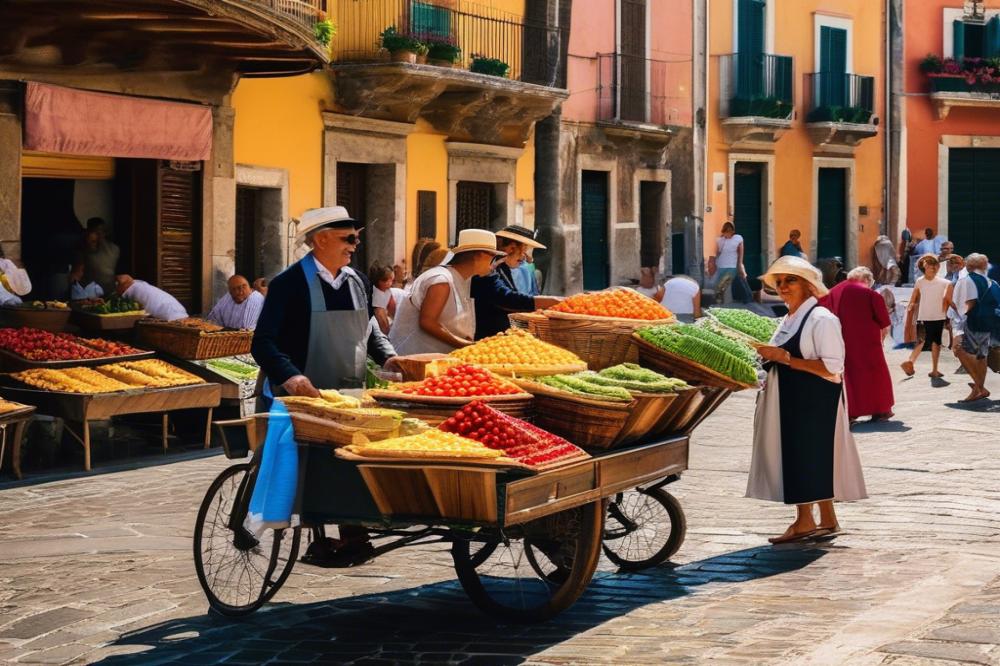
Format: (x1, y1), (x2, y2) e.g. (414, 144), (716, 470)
(819, 267), (895, 422)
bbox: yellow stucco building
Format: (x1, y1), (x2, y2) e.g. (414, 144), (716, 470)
(705, 0), (885, 280)
(230, 0), (561, 281)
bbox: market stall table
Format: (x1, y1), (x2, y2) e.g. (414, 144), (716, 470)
(0, 381), (221, 471)
(0, 403), (36, 479)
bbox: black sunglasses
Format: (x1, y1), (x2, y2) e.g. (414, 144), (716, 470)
(328, 231), (362, 245)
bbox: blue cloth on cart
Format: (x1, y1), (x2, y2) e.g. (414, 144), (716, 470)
(245, 400), (300, 537)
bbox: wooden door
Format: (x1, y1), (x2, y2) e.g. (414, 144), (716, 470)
(733, 163), (764, 282)
(817, 167), (847, 261)
(337, 162), (368, 271)
(619, 0), (647, 122)
(949, 148), (1000, 262)
(158, 164), (201, 312)
(455, 181), (494, 240)
(736, 0), (766, 99)
(819, 26), (848, 108)
(581, 170), (610, 291)
(235, 185), (259, 280)
(639, 180), (665, 267)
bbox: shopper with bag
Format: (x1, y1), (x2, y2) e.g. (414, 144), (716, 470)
(954, 253), (1000, 402)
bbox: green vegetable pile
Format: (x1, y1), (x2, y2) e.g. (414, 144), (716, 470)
(637, 324), (758, 385)
(707, 308), (778, 342)
(536, 363), (689, 400)
(365, 358), (390, 389)
(587, 363), (689, 393)
(83, 295), (143, 315)
(206, 357), (259, 382)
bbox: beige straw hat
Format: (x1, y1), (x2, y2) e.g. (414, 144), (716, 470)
(760, 255), (828, 297)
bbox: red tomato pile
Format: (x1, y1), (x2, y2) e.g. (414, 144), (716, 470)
(400, 364), (522, 398)
(0, 328), (142, 361)
(439, 400), (587, 468)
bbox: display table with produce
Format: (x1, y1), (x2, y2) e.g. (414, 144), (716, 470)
(0, 399), (36, 480)
(0, 327), (153, 371)
(176, 355), (260, 417)
(1, 301), (71, 332)
(72, 295), (147, 331)
(0, 360), (221, 470)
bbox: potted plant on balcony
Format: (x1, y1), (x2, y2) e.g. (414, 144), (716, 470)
(381, 26), (422, 64)
(470, 54), (510, 78)
(426, 36), (461, 68)
(921, 54), (969, 93)
(313, 14), (336, 49)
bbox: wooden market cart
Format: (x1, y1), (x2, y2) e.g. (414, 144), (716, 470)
(0, 381), (222, 471)
(0, 403), (36, 480)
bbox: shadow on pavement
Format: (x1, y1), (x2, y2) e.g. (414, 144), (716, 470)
(850, 420), (912, 434)
(943, 399), (1000, 413)
(94, 545), (826, 665)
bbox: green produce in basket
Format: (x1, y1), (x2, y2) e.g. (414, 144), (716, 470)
(536, 374), (633, 402)
(586, 364), (689, 393)
(637, 325), (758, 385)
(206, 357), (259, 381)
(708, 307), (778, 342)
(673, 323), (756, 365)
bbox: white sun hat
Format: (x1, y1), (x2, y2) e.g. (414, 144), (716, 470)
(447, 229), (507, 259)
(294, 206), (360, 244)
(760, 255), (828, 297)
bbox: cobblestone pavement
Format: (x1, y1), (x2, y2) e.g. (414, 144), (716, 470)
(0, 346), (998, 665)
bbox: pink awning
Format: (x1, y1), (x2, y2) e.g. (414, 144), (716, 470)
(24, 82), (212, 161)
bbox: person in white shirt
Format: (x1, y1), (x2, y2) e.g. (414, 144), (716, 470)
(115, 274), (188, 321)
(707, 222), (746, 304)
(901, 254), (951, 379)
(68, 264), (103, 301)
(207, 275), (265, 330)
(663, 276), (702, 321)
(748, 255), (866, 544)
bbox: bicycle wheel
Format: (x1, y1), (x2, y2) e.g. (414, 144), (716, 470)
(602, 488), (686, 571)
(193, 463), (301, 616)
(452, 502), (603, 623)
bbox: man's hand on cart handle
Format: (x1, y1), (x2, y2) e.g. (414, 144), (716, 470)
(283, 374), (321, 397)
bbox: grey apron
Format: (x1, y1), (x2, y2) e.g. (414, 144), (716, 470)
(261, 253), (370, 406)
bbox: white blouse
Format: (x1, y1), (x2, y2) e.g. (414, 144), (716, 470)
(770, 296), (845, 377)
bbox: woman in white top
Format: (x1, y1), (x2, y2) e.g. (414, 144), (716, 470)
(901, 254), (950, 379)
(663, 276), (702, 321)
(707, 222), (746, 304)
(389, 229), (504, 355)
(748, 256), (867, 544)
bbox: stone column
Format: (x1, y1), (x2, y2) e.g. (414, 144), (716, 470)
(203, 103), (236, 311)
(0, 81), (22, 261)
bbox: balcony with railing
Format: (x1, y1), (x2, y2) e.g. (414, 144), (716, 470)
(595, 53), (690, 142)
(327, 0), (565, 146)
(717, 53), (794, 145)
(803, 72), (878, 148)
(0, 0), (331, 85)
(922, 55), (1000, 119)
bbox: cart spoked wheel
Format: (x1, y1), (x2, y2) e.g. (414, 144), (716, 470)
(193, 463), (301, 616)
(452, 502), (603, 622)
(602, 488), (686, 571)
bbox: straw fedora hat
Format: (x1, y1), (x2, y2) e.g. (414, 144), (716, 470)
(444, 229), (507, 263)
(760, 255), (828, 297)
(496, 225), (546, 250)
(294, 206), (361, 243)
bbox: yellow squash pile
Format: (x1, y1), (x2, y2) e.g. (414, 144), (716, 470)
(449, 329), (586, 375)
(344, 429), (502, 460)
(13, 359), (205, 393)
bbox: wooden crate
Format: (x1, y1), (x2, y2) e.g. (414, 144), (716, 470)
(72, 311), (148, 332)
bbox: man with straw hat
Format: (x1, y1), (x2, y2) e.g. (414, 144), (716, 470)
(471, 225), (562, 339)
(389, 228), (506, 355)
(747, 255), (867, 544)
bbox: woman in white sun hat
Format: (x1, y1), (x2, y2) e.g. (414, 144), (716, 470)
(390, 229), (505, 355)
(747, 255), (867, 544)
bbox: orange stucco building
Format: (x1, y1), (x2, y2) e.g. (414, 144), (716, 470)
(704, 0), (886, 280)
(894, 0), (1000, 263)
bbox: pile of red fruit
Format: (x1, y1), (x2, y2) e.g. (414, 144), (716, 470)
(439, 400), (588, 468)
(0, 328), (143, 362)
(399, 364), (522, 398)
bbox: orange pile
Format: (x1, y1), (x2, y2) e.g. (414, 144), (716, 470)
(549, 289), (673, 320)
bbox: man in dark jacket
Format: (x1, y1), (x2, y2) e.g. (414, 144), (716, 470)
(470, 225), (562, 339)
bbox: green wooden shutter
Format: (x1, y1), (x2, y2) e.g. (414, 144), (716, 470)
(737, 0), (766, 99)
(953, 20), (966, 59)
(986, 15), (1000, 57)
(413, 1), (450, 38)
(820, 26), (847, 108)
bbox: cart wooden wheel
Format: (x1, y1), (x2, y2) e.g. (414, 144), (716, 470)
(602, 488), (686, 571)
(193, 463), (301, 616)
(451, 501), (603, 622)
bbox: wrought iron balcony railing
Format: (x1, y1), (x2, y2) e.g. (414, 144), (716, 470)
(596, 53), (690, 126)
(804, 72), (874, 124)
(718, 52), (794, 120)
(242, 0), (328, 36)
(332, 0), (554, 83)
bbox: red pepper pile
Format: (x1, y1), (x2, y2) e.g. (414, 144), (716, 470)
(0, 328), (143, 361)
(400, 364), (522, 398)
(439, 400), (587, 468)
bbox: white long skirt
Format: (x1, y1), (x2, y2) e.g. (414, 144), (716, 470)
(745, 367), (868, 503)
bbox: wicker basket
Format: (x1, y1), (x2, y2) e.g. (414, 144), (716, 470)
(136, 321), (253, 360)
(508, 312), (553, 341)
(633, 334), (758, 391)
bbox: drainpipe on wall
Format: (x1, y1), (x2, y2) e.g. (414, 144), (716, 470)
(689, 0), (708, 285)
(887, 0), (905, 243)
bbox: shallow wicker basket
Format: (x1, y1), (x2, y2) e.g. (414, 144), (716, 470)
(632, 334), (758, 392)
(541, 312), (674, 371)
(136, 321), (253, 360)
(508, 312), (553, 341)
(366, 390), (535, 427)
